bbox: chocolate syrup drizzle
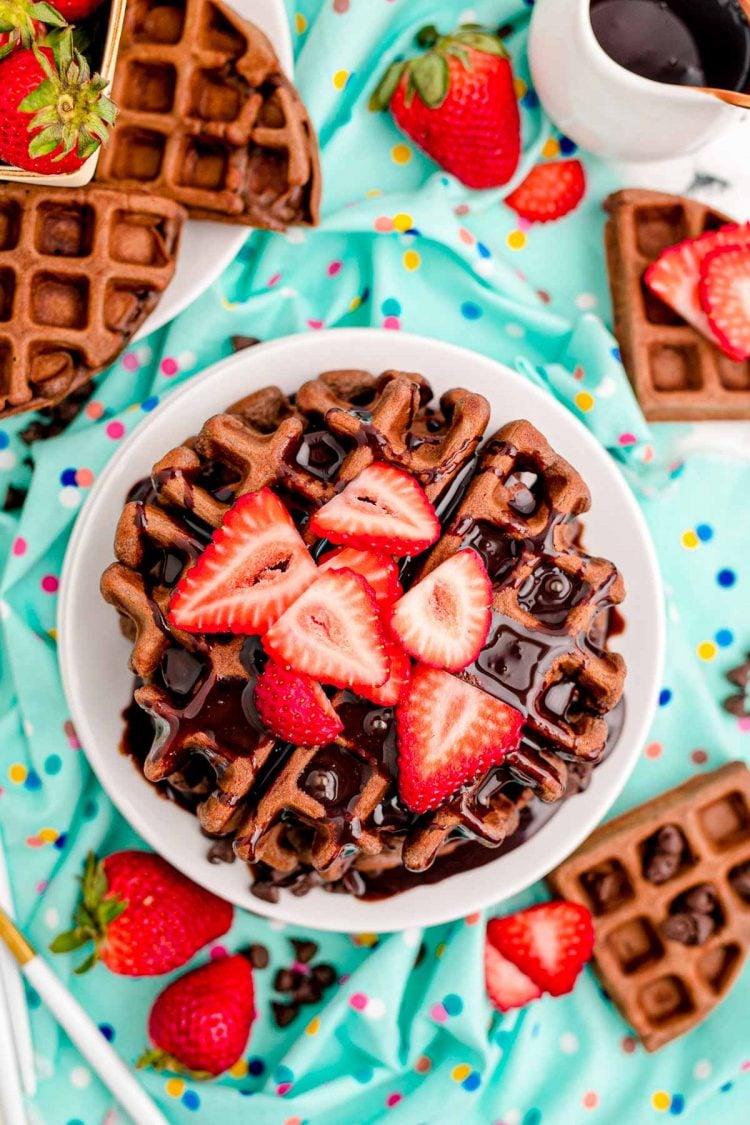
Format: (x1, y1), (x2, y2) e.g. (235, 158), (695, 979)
(118, 397), (626, 900)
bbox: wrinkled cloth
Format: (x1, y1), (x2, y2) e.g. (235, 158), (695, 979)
(0, 2), (747, 1122)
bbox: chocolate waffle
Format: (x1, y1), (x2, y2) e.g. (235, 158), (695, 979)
(604, 189), (750, 421)
(548, 762), (750, 1051)
(96, 0), (320, 229)
(102, 369), (626, 899)
(0, 184), (185, 419)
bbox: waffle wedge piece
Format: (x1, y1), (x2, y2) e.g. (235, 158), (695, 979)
(0, 185), (185, 419)
(549, 762), (750, 1051)
(97, 0), (320, 229)
(604, 189), (750, 421)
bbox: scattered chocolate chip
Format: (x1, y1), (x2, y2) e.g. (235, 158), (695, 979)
(291, 939), (318, 964)
(723, 653), (750, 718)
(19, 383), (93, 445)
(312, 963), (336, 987)
(250, 880), (279, 904)
(272, 1001), (299, 1028)
(296, 977), (323, 1005)
(247, 943), (269, 970)
(414, 943), (427, 968)
(206, 837), (236, 865)
(729, 860), (750, 901)
(274, 968), (301, 992)
(230, 335), (261, 352)
(3, 484), (27, 512)
(661, 912), (715, 946)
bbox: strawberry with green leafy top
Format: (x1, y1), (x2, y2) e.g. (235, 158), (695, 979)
(0, 26), (116, 173)
(0, 0), (64, 61)
(370, 23), (521, 190)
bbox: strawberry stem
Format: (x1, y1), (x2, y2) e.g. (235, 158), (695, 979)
(48, 851), (127, 973)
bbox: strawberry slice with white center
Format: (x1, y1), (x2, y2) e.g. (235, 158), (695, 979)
(169, 489), (316, 635)
(644, 222), (750, 341)
(698, 244), (750, 360)
(396, 664), (523, 813)
(316, 546), (402, 606)
(263, 568), (389, 689)
(390, 549), (492, 672)
(485, 937), (541, 1013)
(488, 901), (594, 997)
(254, 661), (343, 746)
(353, 626), (411, 707)
(309, 463), (440, 557)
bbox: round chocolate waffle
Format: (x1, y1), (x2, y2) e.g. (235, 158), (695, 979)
(101, 369), (626, 900)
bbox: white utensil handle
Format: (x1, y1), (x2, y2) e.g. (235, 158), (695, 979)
(23, 956), (168, 1125)
(0, 843), (36, 1096)
(0, 970), (27, 1125)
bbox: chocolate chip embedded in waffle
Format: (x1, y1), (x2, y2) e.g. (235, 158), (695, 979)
(604, 189), (750, 421)
(97, 0), (320, 230)
(420, 419), (625, 798)
(0, 185), (185, 419)
(548, 762), (750, 1051)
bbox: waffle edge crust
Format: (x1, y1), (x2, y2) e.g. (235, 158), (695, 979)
(101, 369), (627, 901)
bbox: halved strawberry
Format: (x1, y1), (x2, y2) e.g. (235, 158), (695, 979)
(169, 489), (316, 635)
(263, 568), (389, 690)
(396, 665), (523, 813)
(644, 222), (750, 342)
(505, 160), (585, 223)
(390, 549), (492, 672)
(353, 626), (411, 707)
(488, 901), (594, 997)
(254, 662), (343, 746)
(485, 937), (541, 1012)
(309, 464), (440, 557)
(317, 546), (402, 606)
(698, 244), (750, 361)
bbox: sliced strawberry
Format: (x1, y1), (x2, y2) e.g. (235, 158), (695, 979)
(390, 549), (492, 672)
(263, 568), (389, 690)
(698, 244), (750, 361)
(489, 901), (594, 997)
(505, 160), (586, 223)
(353, 627), (411, 706)
(309, 464), (440, 557)
(485, 937), (541, 1012)
(396, 665), (523, 813)
(254, 662), (343, 746)
(317, 546), (402, 606)
(644, 222), (750, 341)
(169, 489), (316, 635)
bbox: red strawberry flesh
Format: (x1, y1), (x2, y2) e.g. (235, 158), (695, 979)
(485, 937), (541, 1012)
(317, 546), (402, 606)
(254, 661), (343, 746)
(169, 488), (316, 635)
(505, 160), (586, 223)
(352, 625), (411, 706)
(390, 548), (492, 671)
(263, 568), (389, 689)
(698, 244), (750, 361)
(396, 664), (523, 813)
(489, 901), (594, 996)
(309, 463), (440, 556)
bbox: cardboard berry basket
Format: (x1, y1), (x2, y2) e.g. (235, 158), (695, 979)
(0, 0), (127, 188)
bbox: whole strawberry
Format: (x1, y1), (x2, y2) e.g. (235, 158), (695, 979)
(51, 850), (234, 975)
(54, 0), (105, 19)
(370, 23), (520, 189)
(0, 27), (116, 173)
(140, 955), (255, 1077)
(0, 0), (64, 61)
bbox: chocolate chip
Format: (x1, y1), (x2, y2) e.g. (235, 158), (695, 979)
(415, 943), (427, 968)
(296, 978), (323, 1005)
(645, 852), (681, 884)
(312, 963), (336, 987)
(230, 335), (261, 352)
(272, 1001), (299, 1028)
(661, 912), (715, 945)
(248, 943), (269, 969)
(643, 825), (688, 884)
(3, 485), (27, 512)
(683, 884), (716, 915)
(251, 881), (279, 904)
(656, 825), (684, 854)
(730, 860), (750, 901)
(274, 968), (300, 992)
(291, 939), (318, 964)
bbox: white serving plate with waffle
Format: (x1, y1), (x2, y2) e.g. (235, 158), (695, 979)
(58, 329), (664, 932)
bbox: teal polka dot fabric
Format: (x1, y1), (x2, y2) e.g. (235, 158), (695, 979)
(0, 2), (748, 1122)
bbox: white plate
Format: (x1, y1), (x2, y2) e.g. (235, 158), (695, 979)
(59, 329), (664, 932)
(134, 0), (294, 339)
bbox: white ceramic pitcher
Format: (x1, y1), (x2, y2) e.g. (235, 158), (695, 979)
(528, 0), (747, 161)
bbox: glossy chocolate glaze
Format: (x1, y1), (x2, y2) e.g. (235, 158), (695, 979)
(118, 399), (626, 899)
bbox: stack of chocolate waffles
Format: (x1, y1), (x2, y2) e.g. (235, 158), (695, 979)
(101, 369), (626, 900)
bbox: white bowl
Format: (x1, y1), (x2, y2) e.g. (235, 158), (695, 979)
(58, 329), (664, 932)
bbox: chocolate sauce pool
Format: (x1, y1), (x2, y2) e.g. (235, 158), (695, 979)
(117, 410), (628, 901)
